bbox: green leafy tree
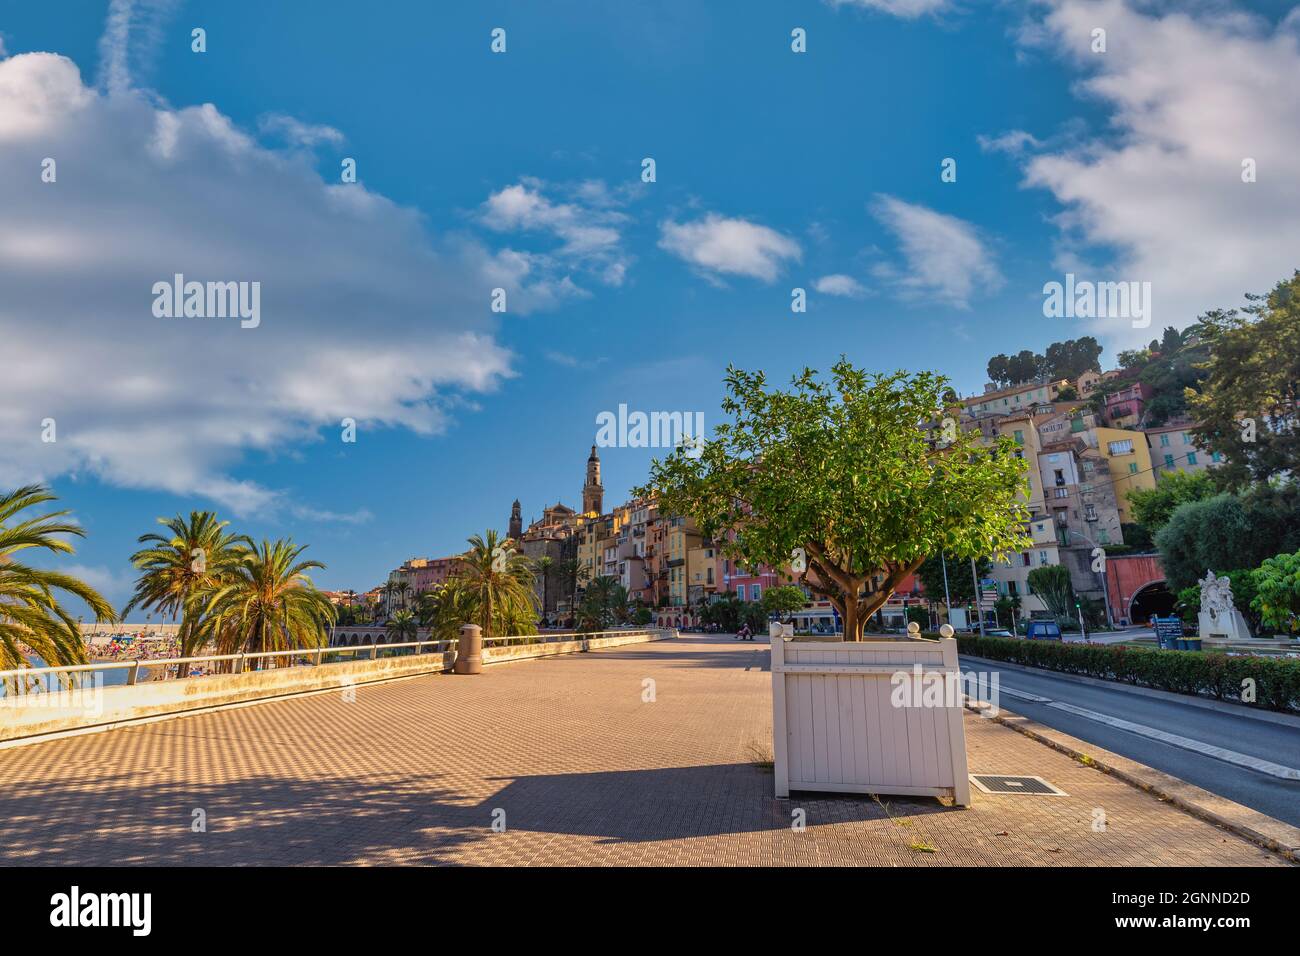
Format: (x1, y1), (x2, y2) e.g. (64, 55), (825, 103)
(1126, 471), (1217, 535)
(195, 539), (336, 659)
(761, 584), (808, 620)
(122, 511), (250, 656)
(1250, 550), (1300, 635)
(1188, 272), (1300, 485)
(1027, 565), (1074, 624)
(0, 485), (117, 677)
(637, 362), (1031, 641)
(1118, 348), (1151, 370)
(1155, 494), (1251, 593)
(1043, 337), (1103, 381)
(1152, 491), (1300, 593)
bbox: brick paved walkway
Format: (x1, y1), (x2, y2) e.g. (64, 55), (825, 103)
(0, 636), (1286, 865)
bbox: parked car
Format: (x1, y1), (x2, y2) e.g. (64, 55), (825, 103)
(1024, 621), (1063, 641)
(986, 629), (1014, 637)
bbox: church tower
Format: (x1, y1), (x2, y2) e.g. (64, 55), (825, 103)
(508, 499), (522, 539)
(582, 445), (604, 515)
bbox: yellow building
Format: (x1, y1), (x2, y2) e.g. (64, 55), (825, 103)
(1095, 427), (1155, 522)
(687, 544), (718, 601)
(666, 516), (703, 606)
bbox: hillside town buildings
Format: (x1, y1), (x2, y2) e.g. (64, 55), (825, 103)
(357, 352), (1222, 634)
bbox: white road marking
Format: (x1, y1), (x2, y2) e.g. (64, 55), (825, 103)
(993, 683), (1300, 781)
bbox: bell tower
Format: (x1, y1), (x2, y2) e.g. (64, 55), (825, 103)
(582, 445), (604, 515)
(509, 499), (523, 539)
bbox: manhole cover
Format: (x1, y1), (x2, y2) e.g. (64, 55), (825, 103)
(970, 774), (1067, 796)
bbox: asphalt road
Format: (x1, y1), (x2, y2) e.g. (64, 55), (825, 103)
(957, 654), (1300, 828)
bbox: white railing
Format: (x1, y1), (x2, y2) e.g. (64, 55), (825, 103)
(0, 628), (669, 697)
(0, 638), (455, 696)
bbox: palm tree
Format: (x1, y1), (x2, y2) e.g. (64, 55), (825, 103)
(459, 530), (537, 637)
(380, 580), (398, 619)
(418, 580), (473, 643)
(0, 485), (117, 677)
(122, 511), (249, 656)
(534, 556), (554, 619)
(576, 575), (626, 632)
(386, 608), (419, 651)
(195, 539), (335, 663)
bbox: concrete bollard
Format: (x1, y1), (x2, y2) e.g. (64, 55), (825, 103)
(455, 624), (483, 675)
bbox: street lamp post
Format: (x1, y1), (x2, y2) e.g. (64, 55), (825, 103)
(1069, 530), (1114, 629)
(940, 551), (952, 625)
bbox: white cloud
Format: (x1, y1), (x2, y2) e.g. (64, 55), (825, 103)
(827, 0), (951, 18)
(869, 195), (1002, 308)
(0, 51), (514, 516)
(658, 213), (801, 283)
(479, 179), (631, 289)
(813, 274), (867, 297)
(97, 0), (176, 96)
(58, 563), (136, 606)
(1015, 0), (1300, 344)
(977, 129), (1043, 155)
(258, 113), (344, 148)
(543, 350), (579, 367)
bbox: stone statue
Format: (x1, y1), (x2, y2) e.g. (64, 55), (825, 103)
(1197, 570), (1251, 640)
(1198, 570), (1234, 617)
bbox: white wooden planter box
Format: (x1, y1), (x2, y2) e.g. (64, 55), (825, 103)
(770, 629), (971, 806)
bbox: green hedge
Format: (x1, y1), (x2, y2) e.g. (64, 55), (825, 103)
(946, 634), (1300, 715)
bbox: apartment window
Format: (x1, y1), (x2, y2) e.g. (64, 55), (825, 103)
(736, 585), (746, 601)
(706, 568), (714, 585)
(1084, 503), (1097, 521)
(752, 584), (762, 603)
(1164, 454), (1175, 468)
(1182, 432), (1192, 444)
(1022, 552), (1031, 567)
(1039, 551), (1048, 565)
(1008, 581), (1019, 596)
(1187, 452), (1198, 465)
(1159, 433), (1170, 447)
(1054, 487), (1069, 499)
(1129, 463), (1138, 474)
(1107, 439), (1134, 456)
(1054, 468), (1065, 486)
(1099, 529), (1110, 545)
(1014, 430), (1024, 444)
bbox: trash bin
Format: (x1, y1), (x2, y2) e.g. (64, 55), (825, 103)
(455, 624), (482, 675)
(1184, 638), (1202, 651)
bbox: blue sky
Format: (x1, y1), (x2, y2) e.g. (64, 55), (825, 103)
(3, 0), (1298, 617)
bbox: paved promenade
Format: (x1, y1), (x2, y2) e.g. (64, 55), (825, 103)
(0, 635), (1286, 866)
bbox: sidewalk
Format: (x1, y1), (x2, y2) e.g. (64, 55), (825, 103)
(0, 635), (1287, 866)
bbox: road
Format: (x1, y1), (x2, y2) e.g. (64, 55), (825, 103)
(959, 654), (1300, 827)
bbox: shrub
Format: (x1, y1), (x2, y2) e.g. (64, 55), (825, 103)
(944, 633), (1300, 714)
